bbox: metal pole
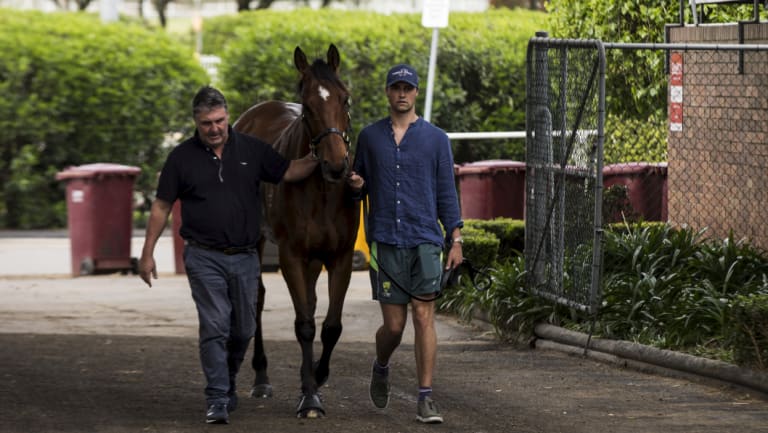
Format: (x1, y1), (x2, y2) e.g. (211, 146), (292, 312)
(193, 0), (203, 55)
(423, 27), (439, 122)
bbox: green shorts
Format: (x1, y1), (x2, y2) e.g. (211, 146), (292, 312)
(369, 242), (443, 304)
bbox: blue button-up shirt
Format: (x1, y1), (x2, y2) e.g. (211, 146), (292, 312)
(353, 117), (463, 248)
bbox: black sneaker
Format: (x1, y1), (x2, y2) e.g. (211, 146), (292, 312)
(369, 362), (390, 409)
(206, 403), (229, 424)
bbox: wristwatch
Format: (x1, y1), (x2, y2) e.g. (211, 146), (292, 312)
(452, 236), (463, 244)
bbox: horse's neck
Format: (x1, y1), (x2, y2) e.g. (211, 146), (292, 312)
(277, 117), (310, 159)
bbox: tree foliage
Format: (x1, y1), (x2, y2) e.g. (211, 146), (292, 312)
(546, 0), (678, 119)
(204, 8), (546, 163)
(546, 0), (764, 120)
(0, 9), (208, 228)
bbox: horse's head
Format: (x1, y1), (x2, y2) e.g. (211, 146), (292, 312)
(295, 44), (351, 183)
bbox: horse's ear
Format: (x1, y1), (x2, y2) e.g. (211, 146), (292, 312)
(327, 44), (340, 72)
(294, 46), (309, 72)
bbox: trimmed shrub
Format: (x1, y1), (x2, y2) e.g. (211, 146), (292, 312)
(466, 218), (525, 259)
(0, 9), (208, 228)
(460, 225), (500, 270)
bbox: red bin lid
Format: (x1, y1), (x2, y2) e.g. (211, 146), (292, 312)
(55, 163), (141, 180)
(457, 160), (526, 175)
(603, 162), (667, 176)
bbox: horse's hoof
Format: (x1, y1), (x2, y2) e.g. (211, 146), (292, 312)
(250, 383), (273, 399)
(296, 393), (325, 418)
(301, 409), (323, 419)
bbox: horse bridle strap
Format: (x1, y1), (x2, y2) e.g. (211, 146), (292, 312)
(310, 127), (349, 146)
(302, 112), (351, 159)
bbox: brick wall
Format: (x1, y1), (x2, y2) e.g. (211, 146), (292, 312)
(667, 23), (768, 248)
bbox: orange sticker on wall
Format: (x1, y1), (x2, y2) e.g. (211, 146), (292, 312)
(670, 52), (683, 86)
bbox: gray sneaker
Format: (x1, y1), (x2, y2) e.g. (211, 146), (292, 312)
(416, 397), (443, 424)
(369, 363), (390, 409)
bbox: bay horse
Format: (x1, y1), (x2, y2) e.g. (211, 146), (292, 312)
(233, 44), (359, 418)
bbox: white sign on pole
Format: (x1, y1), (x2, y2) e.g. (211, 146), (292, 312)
(100, 0), (119, 22)
(422, 0), (450, 29)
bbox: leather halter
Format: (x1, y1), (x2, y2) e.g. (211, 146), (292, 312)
(302, 109), (352, 160)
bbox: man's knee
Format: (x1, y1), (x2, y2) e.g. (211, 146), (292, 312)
(379, 320), (406, 344)
(411, 302), (435, 328)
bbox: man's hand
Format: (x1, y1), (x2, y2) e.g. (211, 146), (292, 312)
(139, 254), (158, 287)
(445, 241), (463, 270)
(445, 230), (463, 270)
(346, 170), (365, 190)
(283, 152), (320, 182)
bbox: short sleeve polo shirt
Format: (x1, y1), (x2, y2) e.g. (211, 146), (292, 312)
(156, 127), (289, 249)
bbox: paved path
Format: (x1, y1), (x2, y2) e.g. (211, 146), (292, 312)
(0, 230), (175, 277)
(0, 233), (482, 344)
(1, 234), (767, 433)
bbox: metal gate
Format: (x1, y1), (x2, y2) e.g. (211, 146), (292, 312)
(524, 34), (606, 314)
(524, 29), (768, 314)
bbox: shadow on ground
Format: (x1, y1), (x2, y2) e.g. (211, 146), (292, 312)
(2, 333), (766, 433)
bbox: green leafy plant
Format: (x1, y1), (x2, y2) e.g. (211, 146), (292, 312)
(440, 221), (768, 369)
(727, 293), (768, 369)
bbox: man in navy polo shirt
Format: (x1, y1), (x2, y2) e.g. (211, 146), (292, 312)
(138, 86), (318, 424)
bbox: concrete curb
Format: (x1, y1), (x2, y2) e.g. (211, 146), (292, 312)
(533, 323), (768, 395)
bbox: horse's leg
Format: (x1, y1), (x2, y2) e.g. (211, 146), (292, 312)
(284, 258), (325, 417)
(250, 273), (273, 398)
(313, 256), (352, 387)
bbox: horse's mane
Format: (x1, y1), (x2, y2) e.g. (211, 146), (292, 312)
(296, 58), (348, 96)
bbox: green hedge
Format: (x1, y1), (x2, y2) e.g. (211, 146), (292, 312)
(0, 9), (208, 228)
(467, 217), (525, 259)
(459, 225), (500, 270)
(603, 113), (667, 164)
(202, 8), (547, 163)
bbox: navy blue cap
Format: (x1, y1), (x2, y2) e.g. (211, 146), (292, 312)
(386, 64), (419, 88)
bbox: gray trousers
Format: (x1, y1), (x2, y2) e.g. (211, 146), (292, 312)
(183, 244), (259, 406)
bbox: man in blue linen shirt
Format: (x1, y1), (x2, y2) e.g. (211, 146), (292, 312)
(347, 63), (463, 424)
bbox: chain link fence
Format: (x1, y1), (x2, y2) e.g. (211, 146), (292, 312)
(599, 40), (768, 246)
(524, 27), (768, 313)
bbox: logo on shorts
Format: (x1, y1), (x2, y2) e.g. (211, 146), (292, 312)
(382, 281), (391, 298)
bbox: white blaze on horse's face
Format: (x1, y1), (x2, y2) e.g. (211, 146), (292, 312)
(318, 85), (330, 102)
